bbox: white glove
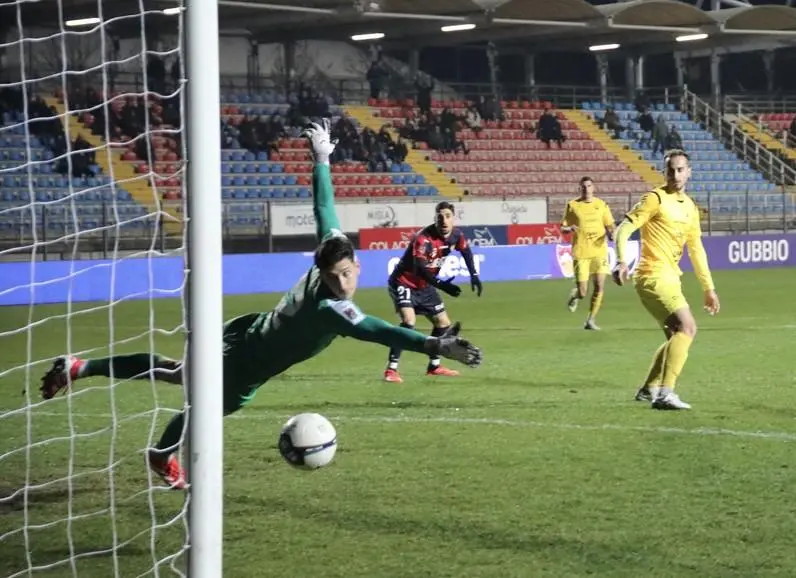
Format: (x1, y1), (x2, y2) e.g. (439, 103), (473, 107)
(427, 336), (483, 368)
(301, 118), (337, 165)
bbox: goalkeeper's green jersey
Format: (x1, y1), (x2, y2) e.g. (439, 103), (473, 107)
(223, 163), (427, 389)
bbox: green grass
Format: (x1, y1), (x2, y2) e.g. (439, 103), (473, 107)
(1, 269), (795, 577)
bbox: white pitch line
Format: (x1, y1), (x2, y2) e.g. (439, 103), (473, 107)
(21, 410), (796, 442)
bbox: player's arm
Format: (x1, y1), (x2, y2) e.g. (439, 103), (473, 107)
(685, 200), (720, 314)
(413, 236), (461, 297)
(560, 202), (577, 233)
(613, 192), (661, 284)
(603, 203), (616, 242)
(303, 119), (341, 240)
(322, 301), (481, 366)
(312, 160), (341, 240)
(455, 233), (482, 296)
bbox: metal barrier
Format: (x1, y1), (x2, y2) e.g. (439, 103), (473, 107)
(684, 89), (796, 187)
(725, 94), (796, 152)
(22, 68), (678, 111)
(725, 93), (796, 114)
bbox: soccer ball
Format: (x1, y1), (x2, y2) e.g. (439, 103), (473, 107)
(278, 413), (337, 469)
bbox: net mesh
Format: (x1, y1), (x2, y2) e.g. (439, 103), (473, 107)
(0, 1), (190, 576)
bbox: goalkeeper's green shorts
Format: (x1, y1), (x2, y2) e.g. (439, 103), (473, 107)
(221, 313), (264, 415)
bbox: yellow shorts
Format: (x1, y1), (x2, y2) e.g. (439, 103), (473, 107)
(634, 276), (689, 325)
(573, 257), (609, 284)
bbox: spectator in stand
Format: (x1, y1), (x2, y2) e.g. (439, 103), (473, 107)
(439, 107), (459, 132)
(636, 107), (654, 148)
(426, 125), (444, 152)
(25, 96), (65, 150)
(285, 98), (305, 129)
(220, 120), (235, 148)
(147, 54), (166, 96)
(120, 100), (145, 139)
(477, 95), (503, 122)
(238, 117), (263, 154)
(442, 126), (468, 155)
(398, 116), (419, 141)
(416, 110), (437, 144)
(652, 115), (669, 156)
(170, 57), (181, 93)
(367, 54), (390, 100)
(330, 115), (360, 163)
(361, 127), (389, 172)
(599, 106), (623, 139)
(3, 92), (69, 168)
(391, 137), (408, 164)
(292, 84), (330, 122)
(89, 104), (107, 138)
(416, 74), (434, 116)
(0, 87), (23, 115)
(464, 104), (482, 132)
(135, 134), (155, 165)
(264, 113), (286, 153)
(161, 95), (181, 128)
(789, 117), (796, 145)
(537, 107), (565, 149)
(634, 89), (651, 113)
(376, 124), (410, 165)
(72, 135), (95, 177)
(665, 125), (683, 151)
(55, 135), (94, 178)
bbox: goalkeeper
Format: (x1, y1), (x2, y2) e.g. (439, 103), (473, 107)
(38, 119), (483, 489)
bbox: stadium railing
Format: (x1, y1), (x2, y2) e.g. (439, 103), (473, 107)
(725, 94), (796, 151)
(684, 89), (796, 187)
(1, 192), (792, 261)
(10, 66), (680, 112)
(725, 93), (796, 114)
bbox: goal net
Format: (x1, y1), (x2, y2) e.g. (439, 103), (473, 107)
(0, 1), (209, 575)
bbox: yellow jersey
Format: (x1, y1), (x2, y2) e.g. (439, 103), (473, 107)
(561, 197), (615, 260)
(619, 185), (714, 290)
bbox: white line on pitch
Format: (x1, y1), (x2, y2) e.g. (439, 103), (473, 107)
(21, 410), (796, 442)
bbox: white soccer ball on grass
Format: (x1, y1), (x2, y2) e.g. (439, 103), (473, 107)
(278, 413), (337, 469)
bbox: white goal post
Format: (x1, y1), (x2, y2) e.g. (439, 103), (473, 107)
(0, 0), (224, 575)
(184, 0), (224, 576)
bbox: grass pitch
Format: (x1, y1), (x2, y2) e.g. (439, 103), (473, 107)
(1, 269), (795, 577)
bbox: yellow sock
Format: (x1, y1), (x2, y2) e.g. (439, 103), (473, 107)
(661, 333), (694, 389)
(588, 291), (604, 319)
(643, 342), (667, 387)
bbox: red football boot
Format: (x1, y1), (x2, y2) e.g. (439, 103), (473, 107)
(148, 453), (186, 490)
(383, 368), (403, 383)
(39, 356), (84, 399)
(426, 365), (460, 377)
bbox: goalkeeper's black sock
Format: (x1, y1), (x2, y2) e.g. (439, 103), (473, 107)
(387, 323), (414, 370)
(82, 353), (174, 380)
(154, 411), (185, 456)
(427, 326), (449, 370)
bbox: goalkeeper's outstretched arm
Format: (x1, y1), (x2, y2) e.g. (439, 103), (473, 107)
(312, 162), (340, 240)
(304, 119), (342, 241)
(321, 301), (482, 367)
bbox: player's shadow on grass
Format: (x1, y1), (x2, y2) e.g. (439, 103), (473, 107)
(0, 484), (100, 512)
(231, 494), (658, 570)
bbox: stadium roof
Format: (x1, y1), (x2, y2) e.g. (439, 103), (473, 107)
(4, 0), (796, 55)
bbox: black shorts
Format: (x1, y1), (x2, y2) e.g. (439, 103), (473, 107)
(388, 280), (445, 317)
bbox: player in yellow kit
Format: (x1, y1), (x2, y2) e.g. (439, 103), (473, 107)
(561, 176), (616, 330)
(613, 150), (720, 410)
